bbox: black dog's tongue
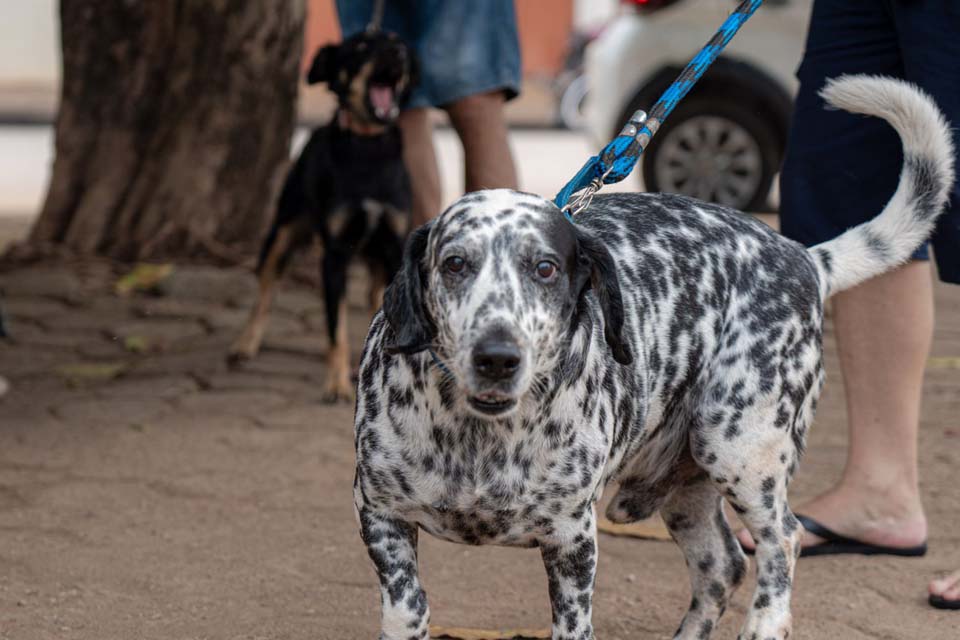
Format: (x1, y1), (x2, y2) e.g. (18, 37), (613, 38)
(370, 84), (397, 120)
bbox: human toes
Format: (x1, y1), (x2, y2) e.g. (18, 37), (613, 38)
(929, 570), (960, 597)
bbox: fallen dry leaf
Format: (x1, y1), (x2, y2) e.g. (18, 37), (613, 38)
(115, 263), (174, 296)
(123, 335), (151, 353)
(430, 625), (550, 640)
(928, 356), (960, 370)
(597, 516), (672, 541)
(55, 362), (127, 383)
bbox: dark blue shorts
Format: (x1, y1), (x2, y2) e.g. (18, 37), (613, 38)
(335, 0), (521, 109)
(779, 0), (960, 284)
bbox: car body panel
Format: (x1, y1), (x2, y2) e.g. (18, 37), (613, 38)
(584, 0), (812, 146)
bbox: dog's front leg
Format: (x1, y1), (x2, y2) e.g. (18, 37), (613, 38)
(359, 508), (430, 640)
(540, 514), (598, 640)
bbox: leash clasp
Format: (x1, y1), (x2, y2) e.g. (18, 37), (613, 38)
(619, 109), (648, 139)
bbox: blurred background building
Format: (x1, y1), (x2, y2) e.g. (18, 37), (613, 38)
(0, 0), (618, 126)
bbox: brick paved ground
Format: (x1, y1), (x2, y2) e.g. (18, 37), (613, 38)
(0, 259), (958, 639)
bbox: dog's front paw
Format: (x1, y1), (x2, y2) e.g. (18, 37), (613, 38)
(227, 336), (260, 368)
(322, 377), (356, 404)
(225, 349), (251, 368)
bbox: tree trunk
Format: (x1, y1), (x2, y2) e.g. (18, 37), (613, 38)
(28, 0), (306, 261)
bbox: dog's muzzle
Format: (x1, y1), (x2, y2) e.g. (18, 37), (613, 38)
(469, 336), (522, 416)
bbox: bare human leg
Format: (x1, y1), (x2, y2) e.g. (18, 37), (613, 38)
(445, 90), (518, 193)
(398, 107), (442, 227)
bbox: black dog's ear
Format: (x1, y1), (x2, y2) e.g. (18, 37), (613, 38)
(574, 227), (632, 365)
(306, 44), (339, 85)
(383, 222), (435, 355)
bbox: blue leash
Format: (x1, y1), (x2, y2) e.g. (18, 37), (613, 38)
(554, 0), (764, 219)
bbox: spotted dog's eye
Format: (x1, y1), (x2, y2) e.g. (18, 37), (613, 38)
(444, 256), (466, 274)
(535, 260), (558, 280)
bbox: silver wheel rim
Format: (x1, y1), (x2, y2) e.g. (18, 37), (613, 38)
(652, 115), (764, 209)
(559, 74), (589, 130)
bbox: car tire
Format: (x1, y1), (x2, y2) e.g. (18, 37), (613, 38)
(636, 96), (781, 212)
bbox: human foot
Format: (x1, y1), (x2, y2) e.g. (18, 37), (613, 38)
(736, 484), (927, 553)
(929, 570), (960, 610)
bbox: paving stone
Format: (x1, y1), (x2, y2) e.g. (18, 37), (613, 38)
(75, 339), (130, 361)
(126, 345), (231, 377)
(2, 298), (72, 322)
(3, 263), (116, 307)
(108, 319), (208, 352)
(51, 397), (171, 426)
(0, 267), (83, 301)
(133, 298), (230, 323)
(94, 375), (199, 399)
(253, 402), (332, 430)
(158, 266), (254, 306)
(232, 351), (324, 380)
(199, 371), (320, 398)
(261, 333), (326, 358)
(4, 323), (103, 351)
(0, 346), (64, 377)
(197, 307), (250, 332)
(43, 309), (130, 333)
(54, 361), (129, 385)
(274, 288), (324, 317)
(175, 389), (288, 416)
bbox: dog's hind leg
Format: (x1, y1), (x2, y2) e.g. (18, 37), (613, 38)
(228, 224), (294, 365)
(724, 469), (801, 640)
(358, 508), (430, 640)
(694, 401), (807, 640)
(661, 477), (747, 640)
(321, 248), (354, 402)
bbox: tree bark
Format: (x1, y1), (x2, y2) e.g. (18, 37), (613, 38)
(28, 0), (306, 261)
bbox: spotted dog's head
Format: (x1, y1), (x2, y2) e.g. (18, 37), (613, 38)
(383, 190), (631, 419)
(307, 30), (418, 124)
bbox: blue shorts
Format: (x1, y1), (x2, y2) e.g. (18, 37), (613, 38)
(779, 0), (960, 284)
(335, 0), (521, 109)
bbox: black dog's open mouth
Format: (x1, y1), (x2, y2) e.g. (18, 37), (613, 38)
(468, 392), (517, 416)
(369, 83), (399, 121)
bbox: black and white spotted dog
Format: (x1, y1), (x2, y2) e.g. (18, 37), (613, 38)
(353, 76), (954, 639)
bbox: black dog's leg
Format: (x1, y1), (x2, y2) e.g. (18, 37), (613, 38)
(321, 247), (353, 402)
(540, 510), (598, 640)
(228, 223), (296, 364)
(359, 508), (430, 640)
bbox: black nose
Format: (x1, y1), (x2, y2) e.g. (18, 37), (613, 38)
(473, 340), (521, 381)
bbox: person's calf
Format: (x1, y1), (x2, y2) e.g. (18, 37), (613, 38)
(398, 107), (442, 226)
(446, 90), (518, 192)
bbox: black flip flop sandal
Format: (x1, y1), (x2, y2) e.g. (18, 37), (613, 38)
(738, 514), (928, 558)
(929, 594), (960, 610)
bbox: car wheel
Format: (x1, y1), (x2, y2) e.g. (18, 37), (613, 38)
(639, 98), (780, 212)
(558, 74), (589, 130)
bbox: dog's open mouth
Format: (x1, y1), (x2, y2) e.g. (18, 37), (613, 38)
(369, 83), (398, 121)
(468, 392), (517, 416)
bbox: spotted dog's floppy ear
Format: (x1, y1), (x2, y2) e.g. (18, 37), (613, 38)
(306, 44), (339, 85)
(383, 222), (435, 355)
(574, 227), (632, 365)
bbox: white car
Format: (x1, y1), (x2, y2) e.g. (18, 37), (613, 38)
(584, 0), (812, 211)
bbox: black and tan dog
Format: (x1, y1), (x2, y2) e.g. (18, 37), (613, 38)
(228, 30), (417, 401)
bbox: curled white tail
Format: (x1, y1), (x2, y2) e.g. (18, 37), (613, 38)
(808, 75), (955, 299)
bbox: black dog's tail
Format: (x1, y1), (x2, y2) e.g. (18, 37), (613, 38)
(807, 75), (955, 300)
